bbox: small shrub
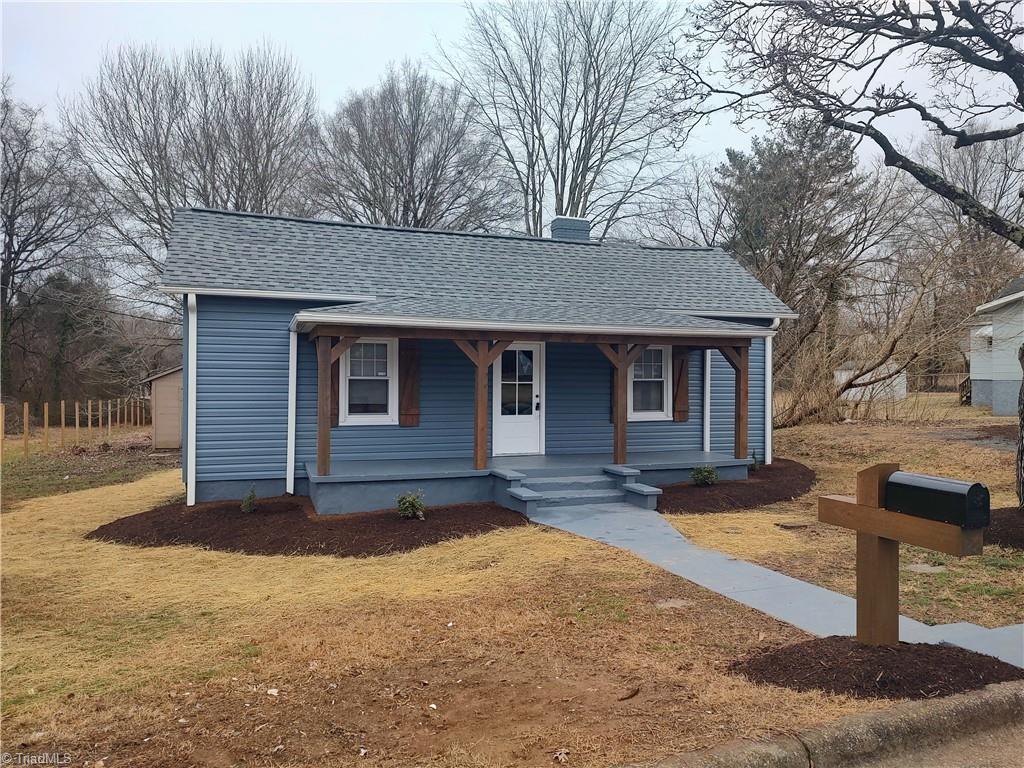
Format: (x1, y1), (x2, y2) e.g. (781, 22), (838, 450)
(691, 465), (718, 487)
(750, 451), (761, 473)
(241, 486), (257, 514)
(397, 490), (426, 520)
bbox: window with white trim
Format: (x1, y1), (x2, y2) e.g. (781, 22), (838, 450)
(340, 339), (399, 425)
(628, 346), (672, 421)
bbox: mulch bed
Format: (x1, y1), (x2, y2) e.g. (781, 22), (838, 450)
(985, 507), (1024, 550)
(87, 496), (529, 557)
(730, 636), (1024, 700)
(658, 458), (815, 514)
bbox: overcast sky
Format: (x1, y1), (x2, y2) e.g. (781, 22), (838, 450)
(2, 0), (751, 158)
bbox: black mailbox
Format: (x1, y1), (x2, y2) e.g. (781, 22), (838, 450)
(884, 471), (990, 529)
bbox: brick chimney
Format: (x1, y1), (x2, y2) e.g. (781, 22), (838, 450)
(549, 216), (591, 242)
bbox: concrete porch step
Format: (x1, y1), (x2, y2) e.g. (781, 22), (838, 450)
(522, 474), (617, 492)
(536, 488), (627, 508)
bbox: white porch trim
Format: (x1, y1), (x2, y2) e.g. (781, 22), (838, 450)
(186, 293), (198, 506)
(702, 349), (712, 452)
(286, 329), (297, 494)
(765, 335), (773, 464)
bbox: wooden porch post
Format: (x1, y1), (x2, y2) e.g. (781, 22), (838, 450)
(719, 345), (749, 460)
(455, 339), (513, 470)
(316, 335), (332, 476)
(598, 343), (648, 465)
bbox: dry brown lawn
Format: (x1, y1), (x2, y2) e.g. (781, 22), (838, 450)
(670, 395), (1023, 628)
(1, 471), (881, 768)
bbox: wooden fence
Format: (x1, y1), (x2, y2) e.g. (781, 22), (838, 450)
(0, 397), (150, 459)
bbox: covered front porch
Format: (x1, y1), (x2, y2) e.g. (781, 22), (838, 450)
(305, 449), (752, 515)
(286, 305), (771, 515)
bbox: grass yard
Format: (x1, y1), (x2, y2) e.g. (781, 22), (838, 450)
(1, 428), (179, 511)
(670, 394), (1023, 628)
(1, 471), (881, 767)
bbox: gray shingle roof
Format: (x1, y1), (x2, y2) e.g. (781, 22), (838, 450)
(992, 276), (1024, 301)
(293, 297), (770, 335)
(162, 208), (794, 318)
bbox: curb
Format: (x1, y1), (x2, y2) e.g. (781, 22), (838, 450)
(620, 680), (1024, 768)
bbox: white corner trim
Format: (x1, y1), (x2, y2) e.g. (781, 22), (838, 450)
(975, 290), (1024, 315)
(765, 335), (773, 464)
(186, 293), (198, 506)
(702, 349), (712, 453)
(286, 329), (297, 494)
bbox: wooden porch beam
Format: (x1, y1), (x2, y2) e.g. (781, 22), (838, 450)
(308, 324), (752, 349)
(315, 335), (332, 476)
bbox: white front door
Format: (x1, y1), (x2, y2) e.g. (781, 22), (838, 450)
(492, 343), (544, 456)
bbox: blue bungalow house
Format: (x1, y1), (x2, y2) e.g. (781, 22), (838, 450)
(161, 209), (795, 515)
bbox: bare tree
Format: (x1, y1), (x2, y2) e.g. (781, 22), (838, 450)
(62, 43), (317, 312)
(311, 61), (515, 230)
(635, 157), (728, 247)
(663, 0), (1024, 248)
(1, 80), (101, 395)
(442, 0), (679, 238)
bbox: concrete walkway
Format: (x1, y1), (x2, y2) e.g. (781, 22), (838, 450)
(529, 503), (1024, 667)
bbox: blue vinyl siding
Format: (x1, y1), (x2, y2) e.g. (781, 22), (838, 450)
(191, 295), (770, 483)
(545, 343), (706, 453)
(297, 338), (478, 465)
(709, 339), (767, 459)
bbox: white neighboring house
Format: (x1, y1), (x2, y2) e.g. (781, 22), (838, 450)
(969, 277), (1024, 417)
(834, 361), (907, 402)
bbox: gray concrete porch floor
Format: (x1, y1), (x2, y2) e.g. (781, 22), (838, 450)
(528, 502), (1024, 668)
(316, 449), (747, 482)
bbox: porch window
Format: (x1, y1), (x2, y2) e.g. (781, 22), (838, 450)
(340, 339), (399, 425)
(628, 346), (672, 421)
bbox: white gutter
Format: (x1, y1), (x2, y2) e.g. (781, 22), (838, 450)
(160, 285), (376, 303)
(286, 329), (297, 494)
(186, 293), (198, 506)
(289, 311), (774, 338)
(975, 290), (1024, 314)
(702, 349), (712, 452)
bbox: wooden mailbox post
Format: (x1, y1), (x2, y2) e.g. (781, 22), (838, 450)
(818, 463), (989, 646)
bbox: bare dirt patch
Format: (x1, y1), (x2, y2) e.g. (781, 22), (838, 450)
(87, 496), (529, 557)
(986, 507), (1024, 551)
(659, 458), (815, 514)
(730, 636), (1024, 700)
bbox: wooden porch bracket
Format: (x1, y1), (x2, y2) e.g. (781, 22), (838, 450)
(718, 345), (749, 460)
(455, 339), (514, 470)
(330, 336), (358, 363)
(672, 346), (690, 422)
(597, 342), (649, 465)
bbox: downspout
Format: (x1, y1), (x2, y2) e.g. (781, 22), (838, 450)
(286, 329), (297, 494)
(765, 318), (780, 464)
(186, 293), (198, 506)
